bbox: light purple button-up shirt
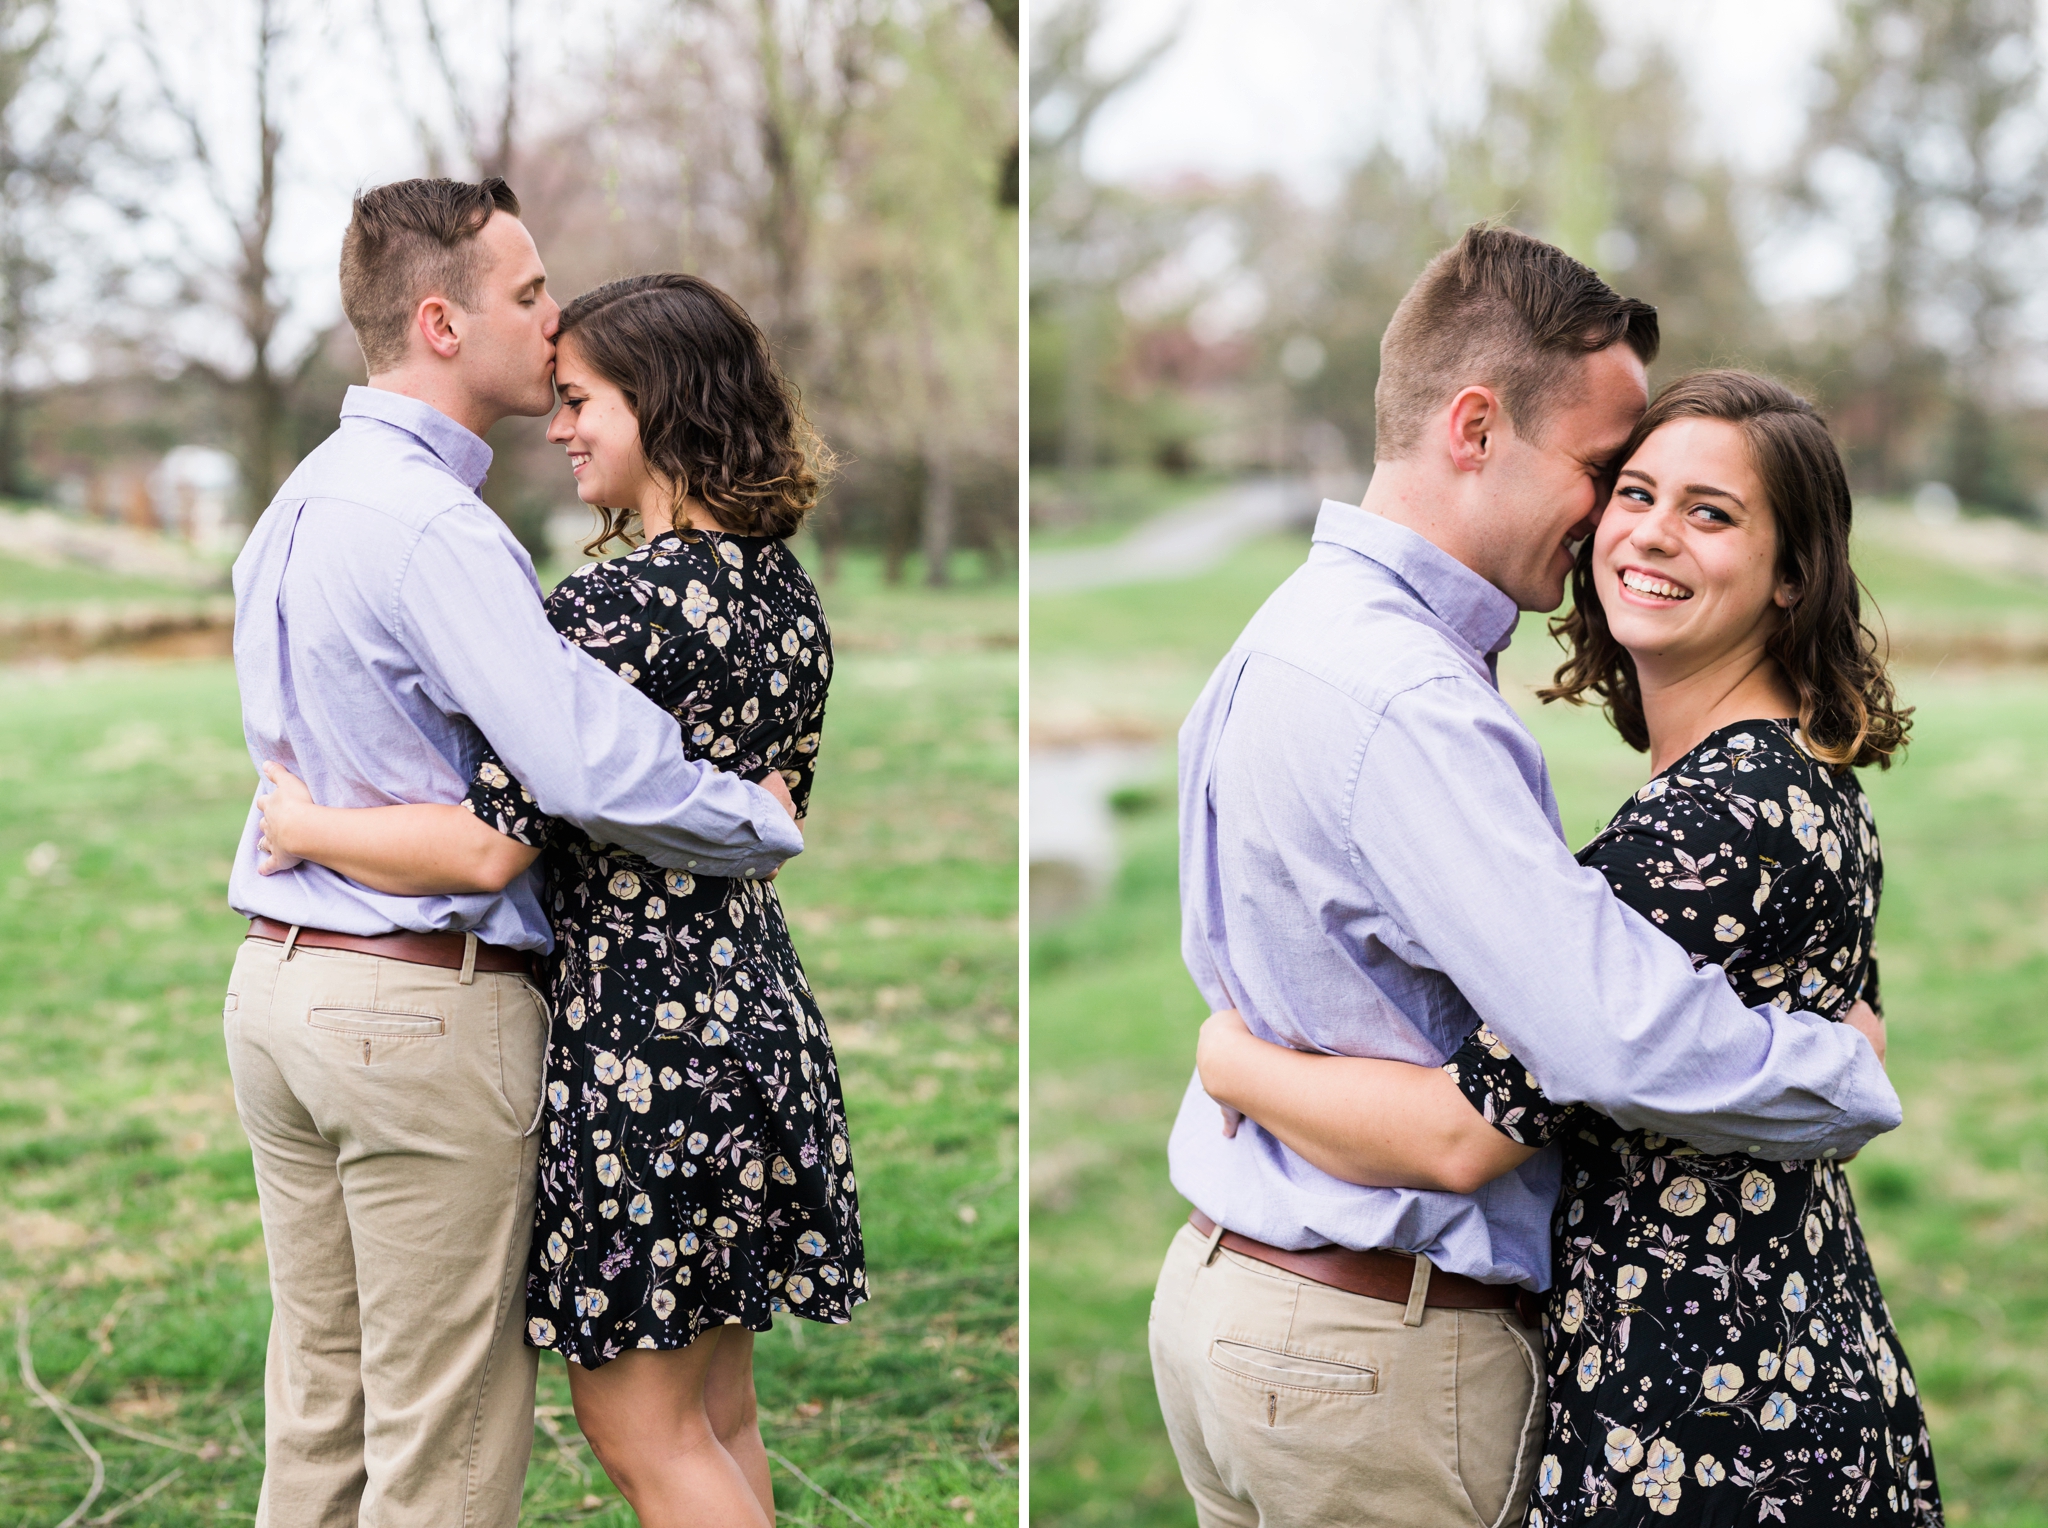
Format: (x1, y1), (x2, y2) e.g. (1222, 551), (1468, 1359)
(1169, 502), (1902, 1288)
(228, 386), (804, 952)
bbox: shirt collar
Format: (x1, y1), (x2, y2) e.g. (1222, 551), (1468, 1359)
(1311, 500), (1522, 657)
(340, 385), (494, 491)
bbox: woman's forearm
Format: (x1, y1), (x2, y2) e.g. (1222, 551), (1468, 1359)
(270, 802), (539, 896)
(1197, 1014), (1535, 1194)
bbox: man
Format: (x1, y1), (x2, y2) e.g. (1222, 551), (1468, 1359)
(1148, 225), (1901, 1527)
(223, 178), (803, 1527)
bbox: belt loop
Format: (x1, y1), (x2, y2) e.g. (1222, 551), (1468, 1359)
(1201, 1219), (1227, 1267)
(459, 932), (478, 986)
(281, 924), (301, 961)
(1403, 1252), (1433, 1326)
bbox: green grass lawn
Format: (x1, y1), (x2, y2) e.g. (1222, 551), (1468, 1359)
(1029, 528), (2048, 1527)
(0, 554), (1018, 1526)
(0, 551), (203, 610)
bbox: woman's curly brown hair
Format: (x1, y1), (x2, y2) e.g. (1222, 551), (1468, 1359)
(558, 273), (836, 552)
(1540, 369), (1911, 771)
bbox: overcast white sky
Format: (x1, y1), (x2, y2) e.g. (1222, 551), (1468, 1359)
(1066, 0), (1841, 197)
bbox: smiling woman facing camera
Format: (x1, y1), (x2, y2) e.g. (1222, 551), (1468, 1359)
(1198, 371), (1938, 1525)
(255, 272), (862, 1528)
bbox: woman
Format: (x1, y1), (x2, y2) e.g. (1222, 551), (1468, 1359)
(1197, 372), (1939, 1525)
(255, 273), (863, 1528)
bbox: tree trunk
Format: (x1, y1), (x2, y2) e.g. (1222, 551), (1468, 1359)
(921, 444), (954, 587)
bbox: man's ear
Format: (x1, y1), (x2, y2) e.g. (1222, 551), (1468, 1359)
(416, 295), (461, 361)
(1445, 386), (1500, 474)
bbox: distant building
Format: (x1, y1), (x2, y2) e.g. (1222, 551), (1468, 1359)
(149, 447), (243, 553)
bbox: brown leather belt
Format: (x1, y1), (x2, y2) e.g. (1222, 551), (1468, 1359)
(248, 917), (534, 976)
(1191, 1210), (1539, 1324)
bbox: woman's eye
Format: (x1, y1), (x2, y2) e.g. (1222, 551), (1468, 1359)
(1619, 486), (1652, 505)
(1691, 503), (1732, 525)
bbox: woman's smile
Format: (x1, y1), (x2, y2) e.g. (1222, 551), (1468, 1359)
(1615, 564), (1694, 603)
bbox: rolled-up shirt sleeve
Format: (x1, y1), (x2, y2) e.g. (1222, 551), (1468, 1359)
(1348, 675), (1900, 1158)
(395, 508), (803, 877)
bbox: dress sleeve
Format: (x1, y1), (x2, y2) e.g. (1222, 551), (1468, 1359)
(1444, 1023), (1582, 1147)
(463, 745), (560, 852)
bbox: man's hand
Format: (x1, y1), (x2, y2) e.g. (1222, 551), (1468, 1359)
(759, 768), (798, 824)
(1198, 1008), (1254, 1137)
(755, 769), (800, 882)
(1844, 998), (1885, 1067)
(255, 761), (311, 875)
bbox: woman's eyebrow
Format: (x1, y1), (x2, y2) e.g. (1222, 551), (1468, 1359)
(1684, 482), (1746, 508)
(1618, 467), (1655, 486)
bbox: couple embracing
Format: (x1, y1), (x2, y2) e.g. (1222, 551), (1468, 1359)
(224, 177), (862, 1526)
(1152, 226), (1942, 1526)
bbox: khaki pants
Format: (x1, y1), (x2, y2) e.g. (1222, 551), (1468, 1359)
(1149, 1222), (1543, 1528)
(223, 937), (547, 1528)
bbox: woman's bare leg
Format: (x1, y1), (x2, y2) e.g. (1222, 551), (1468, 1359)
(566, 1328), (771, 1528)
(705, 1324), (773, 1517)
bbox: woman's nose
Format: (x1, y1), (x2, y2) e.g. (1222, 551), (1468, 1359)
(546, 409), (572, 443)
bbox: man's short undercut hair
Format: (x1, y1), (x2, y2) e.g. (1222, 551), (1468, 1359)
(1373, 223), (1660, 461)
(339, 177), (521, 373)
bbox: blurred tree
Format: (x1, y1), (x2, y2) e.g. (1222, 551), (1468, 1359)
(132, 0), (302, 522)
(0, 0), (115, 498)
(370, 0), (526, 182)
(1028, 0), (1178, 481)
(1793, 0), (2048, 509)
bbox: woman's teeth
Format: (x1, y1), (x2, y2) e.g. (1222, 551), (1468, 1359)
(1622, 568), (1692, 600)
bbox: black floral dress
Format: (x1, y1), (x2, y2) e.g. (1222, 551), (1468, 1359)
(1446, 721), (1939, 1525)
(465, 529), (866, 1368)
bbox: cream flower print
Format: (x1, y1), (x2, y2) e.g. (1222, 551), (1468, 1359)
(528, 1317), (556, 1344)
(1659, 1176), (1706, 1216)
(706, 615), (730, 648)
(589, 935), (609, 963)
(711, 937), (735, 966)
(593, 1052), (625, 1085)
(739, 1159), (765, 1190)
(1784, 1345), (1816, 1391)
(1786, 784), (1823, 848)
(608, 870), (641, 899)
(1758, 1392), (1797, 1430)
(1474, 1023), (1512, 1059)
(655, 1001), (686, 1031)
(628, 1193), (653, 1225)
(1781, 1270), (1808, 1313)
(1604, 1427), (1644, 1471)
(651, 1288), (677, 1320)
(1559, 1287), (1584, 1332)
(1537, 1456), (1563, 1497)
(595, 1152), (623, 1187)
(1434, 718), (1937, 1523)
(680, 580), (716, 626)
(478, 760), (510, 788)
(1701, 1362), (1743, 1402)
(619, 1058), (653, 1113)
(1738, 1169), (1777, 1213)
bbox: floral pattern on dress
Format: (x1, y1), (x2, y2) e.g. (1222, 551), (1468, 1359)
(1445, 721), (1939, 1525)
(465, 529), (864, 1368)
